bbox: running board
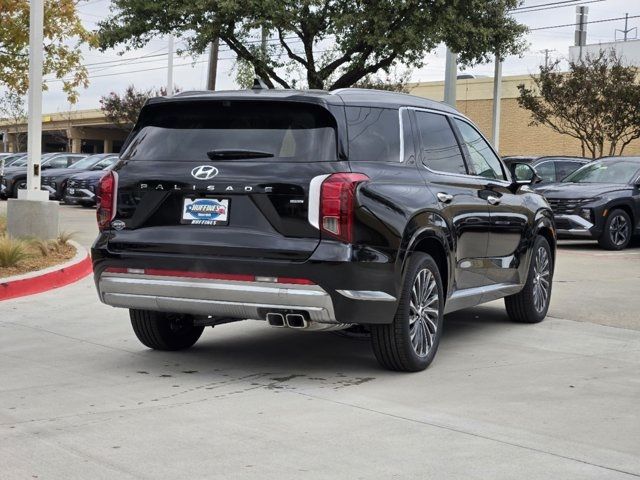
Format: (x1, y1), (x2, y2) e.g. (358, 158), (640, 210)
(445, 283), (523, 314)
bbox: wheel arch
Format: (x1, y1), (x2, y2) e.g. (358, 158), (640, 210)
(401, 214), (453, 300)
(535, 209), (557, 265)
(607, 202), (634, 225)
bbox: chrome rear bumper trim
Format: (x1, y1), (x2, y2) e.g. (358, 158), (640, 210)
(336, 290), (396, 301)
(98, 273), (338, 323)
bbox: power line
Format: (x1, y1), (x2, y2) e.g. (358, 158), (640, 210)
(512, 0), (602, 12)
(530, 14), (640, 31)
(512, 0), (605, 14)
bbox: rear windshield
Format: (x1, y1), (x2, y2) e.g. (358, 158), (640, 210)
(121, 101), (338, 162)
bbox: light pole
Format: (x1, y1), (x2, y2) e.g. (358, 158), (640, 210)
(167, 35), (174, 94)
(6, 0), (59, 240)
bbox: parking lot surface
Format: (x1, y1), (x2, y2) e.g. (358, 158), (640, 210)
(1, 203), (639, 479)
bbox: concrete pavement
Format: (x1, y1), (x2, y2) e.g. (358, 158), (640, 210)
(1, 202), (639, 479)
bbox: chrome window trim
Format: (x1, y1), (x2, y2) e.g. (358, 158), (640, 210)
(398, 107), (409, 163)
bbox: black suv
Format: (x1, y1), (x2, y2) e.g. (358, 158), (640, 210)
(92, 88), (556, 371)
(537, 157), (640, 250)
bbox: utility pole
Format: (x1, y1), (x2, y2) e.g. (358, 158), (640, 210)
(443, 46), (457, 107)
(261, 27), (268, 57)
(575, 6), (589, 62)
(167, 35), (174, 94)
(491, 51), (503, 150)
(7, 0), (59, 240)
(207, 38), (219, 90)
(540, 48), (556, 68)
(615, 13), (637, 42)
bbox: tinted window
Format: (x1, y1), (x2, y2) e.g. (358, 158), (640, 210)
(534, 161), (556, 182)
(123, 101), (338, 162)
(45, 157), (70, 168)
(346, 107), (400, 162)
(556, 161), (584, 180)
(415, 111), (466, 174)
(564, 160), (640, 184)
(454, 119), (505, 180)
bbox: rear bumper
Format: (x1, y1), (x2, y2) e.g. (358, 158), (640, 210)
(98, 272), (339, 322)
(92, 241), (400, 325)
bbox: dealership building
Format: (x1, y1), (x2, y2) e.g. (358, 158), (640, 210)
(3, 70), (640, 158)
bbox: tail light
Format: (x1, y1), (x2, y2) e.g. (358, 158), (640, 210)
(317, 173), (369, 243)
(96, 171), (117, 230)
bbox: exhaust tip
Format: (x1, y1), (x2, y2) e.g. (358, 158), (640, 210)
(266, 313), (285, 327)
(286, 313), (308, 329)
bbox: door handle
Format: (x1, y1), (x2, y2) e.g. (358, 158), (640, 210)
(487, 195), (501, 205)
(436, 192), (453, 204)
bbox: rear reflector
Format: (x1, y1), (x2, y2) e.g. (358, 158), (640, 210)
(104, 268), (314, 285)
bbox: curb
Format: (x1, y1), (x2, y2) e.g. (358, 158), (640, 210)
(0, 240), (92, 301)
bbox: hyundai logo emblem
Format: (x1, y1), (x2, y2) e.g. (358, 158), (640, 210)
(191, 165), (219, 180)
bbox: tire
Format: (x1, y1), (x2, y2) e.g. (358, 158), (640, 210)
(598, 209), (632, 250)
(370, 253), (444, 372)
(505, 236), (553, 323)
(130, 309), (204, 351)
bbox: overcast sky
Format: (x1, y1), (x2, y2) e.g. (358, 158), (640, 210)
(13, 0), (640, 113)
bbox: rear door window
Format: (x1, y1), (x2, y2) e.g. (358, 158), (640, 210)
(346, 107), (400, 162)
(415, 111), (467, 174)
(122, 101), (338, 162)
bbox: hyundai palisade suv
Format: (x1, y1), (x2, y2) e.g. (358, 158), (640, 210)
(537, 157), (640, 250)
(92, 88), (556, 372)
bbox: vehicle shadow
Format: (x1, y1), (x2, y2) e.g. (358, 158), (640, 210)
(557, 239), (640, 250)
(129, 305), (514, 378)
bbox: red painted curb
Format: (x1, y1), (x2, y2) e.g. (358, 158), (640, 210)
(0, 249), (92, 301)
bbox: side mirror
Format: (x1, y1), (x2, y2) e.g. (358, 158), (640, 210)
(510, 163), (541, 186)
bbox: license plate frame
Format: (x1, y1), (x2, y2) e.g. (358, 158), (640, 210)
(181, 198), (230, 226)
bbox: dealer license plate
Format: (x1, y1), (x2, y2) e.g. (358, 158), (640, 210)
(181, 198), (229, 225)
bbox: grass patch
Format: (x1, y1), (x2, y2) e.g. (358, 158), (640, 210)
(0, 234), (76, 278)
(0, 236), (29, 267)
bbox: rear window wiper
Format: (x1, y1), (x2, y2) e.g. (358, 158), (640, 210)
(207, 149), (275, 160)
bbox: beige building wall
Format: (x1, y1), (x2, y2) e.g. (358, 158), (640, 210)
(408, 75), (640, 158)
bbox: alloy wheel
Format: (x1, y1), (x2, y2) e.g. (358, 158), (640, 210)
(409, 268), (439, 357)
(609, 215), (629, 247)
(532, 246), (551, 313)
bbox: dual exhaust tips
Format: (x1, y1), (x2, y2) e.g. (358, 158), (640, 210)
(266, 312), (308, 329)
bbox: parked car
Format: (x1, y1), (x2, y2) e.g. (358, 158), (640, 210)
(0, 153), (86, 198)
(502, 155), (590, 185)
(537, 157), (640, 250)
(64, 155), (119, 206)
(91, 88), (556, 372)
(0, 152), (27, 175)
(41, 153), (119, 201)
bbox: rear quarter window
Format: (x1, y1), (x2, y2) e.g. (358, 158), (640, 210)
(346, 107), (400, 162)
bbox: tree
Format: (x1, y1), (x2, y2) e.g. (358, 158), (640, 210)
(98, 0), (527, 90)
(0, 91), (27, 152)
(100, 85), (179, 130)
(517, 51), (640, 158)
(0, 0), (95, 103)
